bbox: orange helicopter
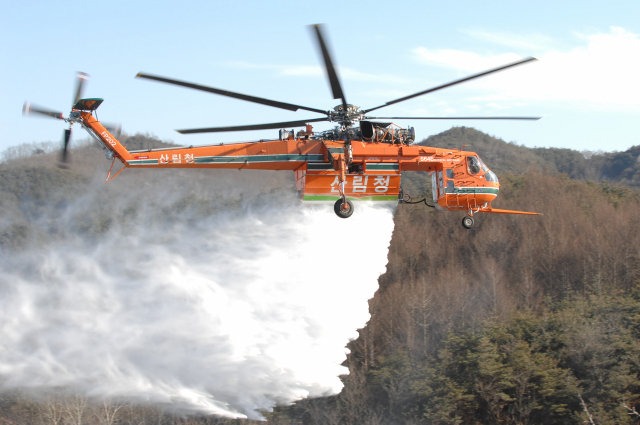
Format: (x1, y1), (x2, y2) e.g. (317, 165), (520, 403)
(23, 25), (540, 228)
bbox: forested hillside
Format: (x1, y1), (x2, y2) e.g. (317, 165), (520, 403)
(418, 126), (640, 185)
(332, 172), (640, 425)
(2, 129), (640, 424)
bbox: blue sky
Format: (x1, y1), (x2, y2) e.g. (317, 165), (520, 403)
(2, 0), (639, 154)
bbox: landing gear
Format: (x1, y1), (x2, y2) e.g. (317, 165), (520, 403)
(462, 216), (474, 229)
(334, 198), (354, 218)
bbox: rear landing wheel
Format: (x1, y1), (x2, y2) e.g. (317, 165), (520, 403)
(462, 216), (474, 229)
(334, 198), (354, 218)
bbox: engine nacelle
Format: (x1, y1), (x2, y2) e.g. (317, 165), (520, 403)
(360, 121), (415, 144)
(279, 129), (294, 140)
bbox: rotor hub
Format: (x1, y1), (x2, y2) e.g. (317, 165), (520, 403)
(329, 104), (364, 127)
(68, 111), (82, 123)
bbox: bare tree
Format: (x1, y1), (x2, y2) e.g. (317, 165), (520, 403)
(62, 392), (87, 425)
(36, 393), (65, 425)
(92, 399), (127, 425)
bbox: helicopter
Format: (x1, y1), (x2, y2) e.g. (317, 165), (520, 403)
(23, 25), (540, 228)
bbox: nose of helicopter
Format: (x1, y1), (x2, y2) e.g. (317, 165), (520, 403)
(477, 168), (500, 204)
(484, 170), (499, 184)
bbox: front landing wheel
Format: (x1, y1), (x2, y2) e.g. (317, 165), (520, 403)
(462, 216), (474, 229)
(334, 198), (354, 218)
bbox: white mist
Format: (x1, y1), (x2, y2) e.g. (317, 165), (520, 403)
(0, 171), (395, 419)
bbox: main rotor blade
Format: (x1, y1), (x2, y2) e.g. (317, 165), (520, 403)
(364, 57), (537, 114)
(23, 102), (64, 120)
(365, 116), (541, 120)
(176, 117), (328, 134)
(309, 24), (347, 110)
(73, 72), (89, 106)
(136, 73), (326, 115)
(58, 128), (71, 169)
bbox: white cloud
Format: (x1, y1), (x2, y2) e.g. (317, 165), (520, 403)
(412, 27), (640, 113)
(412, 47), (522, 72)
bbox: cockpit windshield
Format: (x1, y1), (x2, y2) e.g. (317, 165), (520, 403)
(484, 170), (499, 183)
(478, 157), (489, 173)
(469, 156), (497, 182)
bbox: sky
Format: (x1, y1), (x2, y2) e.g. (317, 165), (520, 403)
(2, 0), (640, 155)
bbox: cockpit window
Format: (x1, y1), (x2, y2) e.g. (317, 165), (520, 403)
(467, 156), (481, 175)
(478, 157), (489, 173)
(484, 171), (499, 183)
(446, 180), (454, 193)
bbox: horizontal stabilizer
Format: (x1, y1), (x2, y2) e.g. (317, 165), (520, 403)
(73, 98), (103, 111)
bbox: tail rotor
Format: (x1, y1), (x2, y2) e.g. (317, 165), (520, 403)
(23, 72), (91, 168)
(72, 72), (89, 107)
(59, 128), (72, 168)
(22, 102), (65, 120)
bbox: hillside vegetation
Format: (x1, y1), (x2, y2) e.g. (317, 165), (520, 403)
(417, 126), (640, 184)
(1, 129), (640, 424)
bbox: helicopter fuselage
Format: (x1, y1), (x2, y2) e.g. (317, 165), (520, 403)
(76, 110), (536, 219)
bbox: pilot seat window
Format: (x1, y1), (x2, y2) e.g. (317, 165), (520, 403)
(467, 156), (481, 175)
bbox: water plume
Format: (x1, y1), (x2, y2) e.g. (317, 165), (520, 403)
(0, 168), (395, 419)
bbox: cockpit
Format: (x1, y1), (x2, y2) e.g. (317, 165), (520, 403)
(467, 155), (499, 183)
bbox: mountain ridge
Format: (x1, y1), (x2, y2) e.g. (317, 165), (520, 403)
(418, 126), (640, 184)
